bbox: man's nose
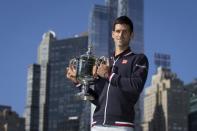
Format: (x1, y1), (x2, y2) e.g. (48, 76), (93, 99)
(118, 31), (124, 37)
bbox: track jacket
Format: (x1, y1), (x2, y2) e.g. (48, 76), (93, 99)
(87, 47), (148, 127)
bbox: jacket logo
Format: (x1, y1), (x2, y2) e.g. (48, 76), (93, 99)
(122, 59), (128, 64)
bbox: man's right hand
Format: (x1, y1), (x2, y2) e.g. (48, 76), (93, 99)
(66, 65), (78, 83)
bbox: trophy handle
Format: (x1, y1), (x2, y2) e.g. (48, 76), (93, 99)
(69, 58), (77, 68)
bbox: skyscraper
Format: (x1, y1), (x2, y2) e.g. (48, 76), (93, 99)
(185, 79), (197, 131)
(37, 31), (56, 131)
(25, 31), (89, 131)
(25, 64), (40, 131)
(89, 4), (109, 57)
(142, 67), (189, 131)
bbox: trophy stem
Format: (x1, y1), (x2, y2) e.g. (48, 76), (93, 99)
(77, 80), (95, 101)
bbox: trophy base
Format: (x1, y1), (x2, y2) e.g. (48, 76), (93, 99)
(76, 92), (95, 101)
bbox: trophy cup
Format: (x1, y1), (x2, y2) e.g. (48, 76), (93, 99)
(69, 44), (106, 100)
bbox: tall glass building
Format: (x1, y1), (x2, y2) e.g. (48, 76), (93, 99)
(25, 64), (40, 131)
(89, 4), (109, 57)
(25, 31), (89, 131)
(47, 34), (89, 131)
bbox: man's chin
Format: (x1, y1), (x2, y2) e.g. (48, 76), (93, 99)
(116, 42), (124, 46)
(116, 43), (128, 47)
(116, 45), (129, 50)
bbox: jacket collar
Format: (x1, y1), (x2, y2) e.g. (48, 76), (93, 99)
(112, 47), (132, 59)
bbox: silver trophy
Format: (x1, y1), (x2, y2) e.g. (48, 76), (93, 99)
(69, 44), (107, 100)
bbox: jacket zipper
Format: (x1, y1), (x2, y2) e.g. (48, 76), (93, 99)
(103, 57), (120, 125)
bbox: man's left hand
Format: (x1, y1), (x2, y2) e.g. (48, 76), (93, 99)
(96, 63), (110, 79)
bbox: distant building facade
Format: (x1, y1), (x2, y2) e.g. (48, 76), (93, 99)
(142, 67), (189, 131)
(185, 79), (197, 131)
(0, 105), (25, 131)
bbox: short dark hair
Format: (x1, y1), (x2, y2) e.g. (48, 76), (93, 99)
(112, 16), (133, 33)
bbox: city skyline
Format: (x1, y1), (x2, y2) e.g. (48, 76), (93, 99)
(0, 0), (197, 116)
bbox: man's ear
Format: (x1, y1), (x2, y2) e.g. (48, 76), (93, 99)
(112, 31), (115, 38)
(130, 32), (134, 39)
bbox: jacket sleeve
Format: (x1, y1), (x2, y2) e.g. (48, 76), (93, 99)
(110, 54), (149, 94)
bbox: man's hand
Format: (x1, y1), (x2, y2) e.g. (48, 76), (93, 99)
(66, 65), (78, 83)
(93, 63), (110, 79)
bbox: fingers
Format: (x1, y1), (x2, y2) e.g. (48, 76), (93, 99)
(96, 64), (109, 78)
(66, 67), (71, 79)
(68, 66), (76, 74)
(66, 66), (76, 78)
(66, 67), (69, 77)
(70, 65), (77, 74)
(92, 65), (98, 78)
(70, 65), (74, 70)
(106, 58), (110, 66)
(66, 67), (78, 83)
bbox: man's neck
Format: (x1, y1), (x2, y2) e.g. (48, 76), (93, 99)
(115, 46), (129, 56)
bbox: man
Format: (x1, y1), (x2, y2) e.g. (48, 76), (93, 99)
(66, 16), (148, 131)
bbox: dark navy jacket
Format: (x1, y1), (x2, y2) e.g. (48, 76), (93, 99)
(89, 47), (148, 127)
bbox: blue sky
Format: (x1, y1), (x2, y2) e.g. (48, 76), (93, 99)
(0, 0), (196, 116)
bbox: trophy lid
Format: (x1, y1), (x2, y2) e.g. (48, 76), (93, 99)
(86, 43), (93, 56)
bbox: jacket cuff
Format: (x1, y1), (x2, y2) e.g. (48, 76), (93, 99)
(74, 83), (82, 88)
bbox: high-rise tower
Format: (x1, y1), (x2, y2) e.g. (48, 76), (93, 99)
(25, 31), (89, 131)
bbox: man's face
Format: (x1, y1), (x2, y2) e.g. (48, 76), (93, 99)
(112, 24), (133, 49)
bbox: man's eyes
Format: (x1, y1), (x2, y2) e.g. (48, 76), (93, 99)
(115, 30), (128, 33)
